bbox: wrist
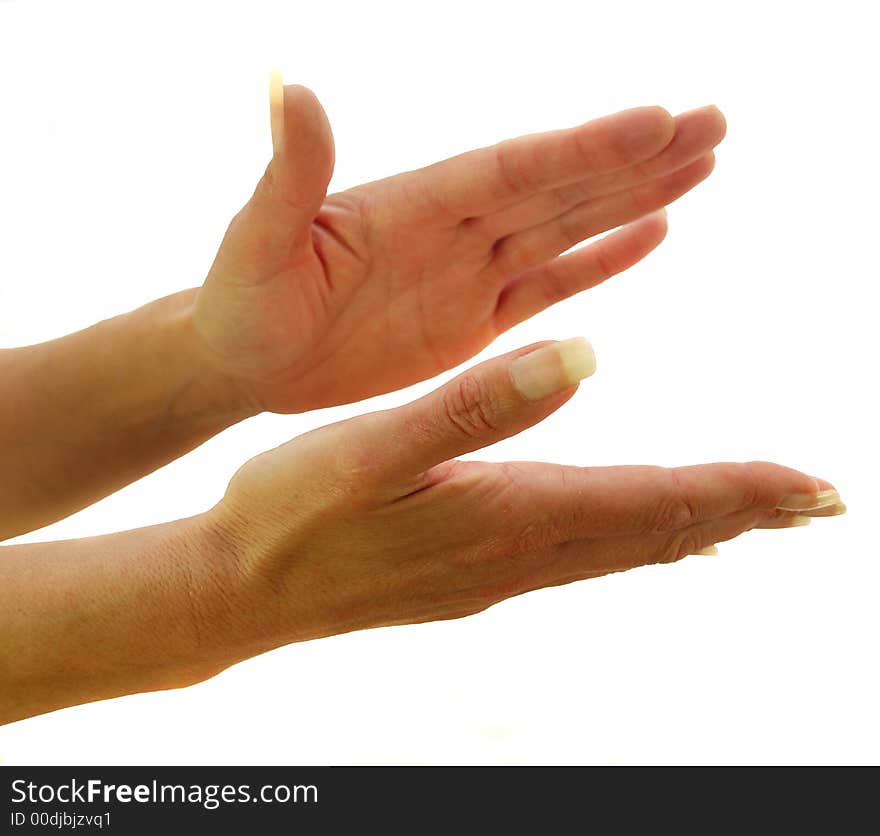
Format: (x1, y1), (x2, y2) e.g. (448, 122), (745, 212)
(152, 289), (263, 428)
(176, 508), (290, 678)
(133, 511), (270, 692)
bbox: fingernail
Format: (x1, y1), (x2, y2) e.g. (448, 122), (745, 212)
(776, 489), (840, 512)
(269, 67), (285, 156)
(696, 544), (719, 556)
(800, 501), (847, 518)
(510, 337), (596, 402)
(756, 515), (812, 529)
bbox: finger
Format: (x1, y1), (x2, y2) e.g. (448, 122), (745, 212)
(481, 104), (726, 240)
(411, 106), (675, 221)
(497, 504), (770, 600)
(212, 75), (336, 282)
(581, 105), (726, 215)
(493, 209), (668, 332)
(557, 505), (771, 582)
(360, 338), (598, 485)
(257, 78), (336, 236)
(491, 152), (714, 277)
(503, 460), (833, 543)
(482, 472), (831, 601)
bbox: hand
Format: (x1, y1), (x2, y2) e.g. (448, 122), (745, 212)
(0, 339), (844, 723)
(203, 339), (841, 654)
(193, 76), (726, 413)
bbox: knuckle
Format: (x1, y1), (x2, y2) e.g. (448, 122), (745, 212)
(571, 126), (602, 172)
(441, 374), (500, 440)
(330, 446), (376, 491)
(650, 467), (698, 532)
(253, 161), (308, 217)
(494, 141), (531, 195)
(550, 181), (583, 214)
(505, 467), (570, 553)
(662, 530), (702, 564)
(491, 460), (527, 496)
(629, 156), (654, 184)
(591, 239), (616, 280)
(628, 183), (653, 215)
(537, 264), (569, 305)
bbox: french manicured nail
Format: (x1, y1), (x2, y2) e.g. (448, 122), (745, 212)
(800, 502), (847, 518)
(696, 544), (719, 556)
(775, 489), (840, 512)
(269, 67), (285, 156)
(756, 515), (812, 529)
(510, 337), (596, 401)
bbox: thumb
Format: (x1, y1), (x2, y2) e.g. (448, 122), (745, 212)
(366, 337), (597, 483)
(261, 71), (335, 237)
(214, 72), (335, 280)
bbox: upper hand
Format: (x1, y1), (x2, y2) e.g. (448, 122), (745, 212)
(193, 79), (726, 413)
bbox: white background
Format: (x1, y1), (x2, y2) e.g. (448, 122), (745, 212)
(1, 0), (877, 765)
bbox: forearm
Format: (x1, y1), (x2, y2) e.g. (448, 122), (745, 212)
(0, 289), (258, 539)
(0, 513), (246, 724)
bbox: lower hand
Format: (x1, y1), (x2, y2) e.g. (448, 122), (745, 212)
(199, 339), (840, 658)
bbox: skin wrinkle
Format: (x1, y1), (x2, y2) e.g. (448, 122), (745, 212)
(494, 141), (530, 197)
(404, 165), (462, 228)
(741, 460), (765, 508)
(415, 260), (445, 375)
(478, 111), (720, 243)
(589, 236), (618, 284)
(311, 193), (372, 274)
(491, 152), (715, 278)
(666, 467), (699, 532)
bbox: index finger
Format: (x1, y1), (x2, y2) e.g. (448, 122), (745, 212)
(413, 106), (675, 220)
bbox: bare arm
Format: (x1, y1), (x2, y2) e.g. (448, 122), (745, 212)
(0, 289), (254, 540)
(0, 512), (243, 724)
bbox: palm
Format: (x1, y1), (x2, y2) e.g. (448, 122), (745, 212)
(287, 188), (500, 405)
(195, 85), (726, 413)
